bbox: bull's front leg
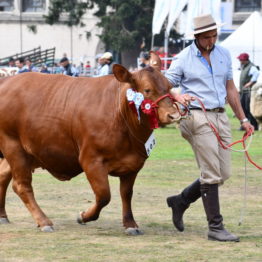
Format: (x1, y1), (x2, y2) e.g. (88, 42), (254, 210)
(120, 173), (143, 235)
(77, 160), (111, 224)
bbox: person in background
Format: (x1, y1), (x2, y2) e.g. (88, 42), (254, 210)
(165, 14), (254, 242)
(77, 62), (84, 76)
(99, 52), (115, 75)
(85, 61), (91, 76)
(8, 57), (15, 67)
(25, 58), (38, 72)
(237, 53), (259, 130)
(15, 58), (29, 74)
(39, 64), (50, 74)
(95, 55), (109, 76)
(59, 57), (79, 77)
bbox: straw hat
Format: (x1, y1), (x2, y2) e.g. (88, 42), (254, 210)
(192, 14), (225, 35)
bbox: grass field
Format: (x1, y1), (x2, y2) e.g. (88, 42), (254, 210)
(0, 107), (261, 262)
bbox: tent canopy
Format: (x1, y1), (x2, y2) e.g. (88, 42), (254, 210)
(221, 11), (262, 74)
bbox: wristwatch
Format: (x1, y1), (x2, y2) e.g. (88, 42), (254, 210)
(240, 118), (249, 124)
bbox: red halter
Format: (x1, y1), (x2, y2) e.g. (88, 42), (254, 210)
(140, 94), (175, 129)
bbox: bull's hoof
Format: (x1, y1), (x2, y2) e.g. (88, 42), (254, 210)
(76, 212), (86, 225)
(41, 225), (54, 232)
(125, 227), (144, 236)
(0, 217), (10, 224)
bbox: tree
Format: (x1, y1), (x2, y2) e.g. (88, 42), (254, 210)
(44, 0), (155, 66)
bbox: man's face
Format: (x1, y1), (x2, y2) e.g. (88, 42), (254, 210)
(25, 60), (32, 67)
(239, 59), (248, 66)
(195, 29), (217, 51)
(61, 60), (69, 67)
(15, 60), (23, 69)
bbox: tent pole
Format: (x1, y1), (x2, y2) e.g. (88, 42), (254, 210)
(151, 35), (155, 50)
(164, 30), (168, 71)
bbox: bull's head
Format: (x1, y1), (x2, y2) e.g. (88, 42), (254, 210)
(113, 52), (181, 127)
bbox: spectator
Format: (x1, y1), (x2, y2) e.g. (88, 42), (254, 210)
(15, 58), (29, 74)
(8, 57), (15, 67)
(97, 52), (115, 76)
(59, 57), (79, 77)
(95, 57), (109, 77)
(40, 64), (50, 74)
(85, 61), (91, 75)
(237, 53), (259, 130)
(25, 58), (38, 72)
(77, 62), (84, 75)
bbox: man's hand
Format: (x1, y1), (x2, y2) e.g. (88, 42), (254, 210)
(171, 93), (195, 107)
(242, 121), (255, 134)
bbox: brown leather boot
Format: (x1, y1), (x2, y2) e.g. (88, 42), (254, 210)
(201, 183), (240, 242)
(167, 179), (201, 232)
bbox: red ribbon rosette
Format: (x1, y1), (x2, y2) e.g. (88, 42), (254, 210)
(141, 99), (159, 129)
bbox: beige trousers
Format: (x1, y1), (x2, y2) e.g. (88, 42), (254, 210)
(179, 110), (232, 184)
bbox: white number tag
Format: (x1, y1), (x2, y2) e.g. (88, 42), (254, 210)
(145, 132), (156, 156)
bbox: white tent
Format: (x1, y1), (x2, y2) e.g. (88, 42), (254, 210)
(221, 11), (262, 84)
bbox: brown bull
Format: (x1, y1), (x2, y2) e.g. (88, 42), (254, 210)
(0, 52), (180, 234)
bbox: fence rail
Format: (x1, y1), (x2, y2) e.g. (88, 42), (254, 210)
(0, 47), (56, 67)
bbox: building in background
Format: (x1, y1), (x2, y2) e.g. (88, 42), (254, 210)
(0, 0), (105, 67)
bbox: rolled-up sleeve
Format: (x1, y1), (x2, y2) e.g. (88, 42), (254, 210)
(249, 66), (260, 82)
(165, 57), (183, 87)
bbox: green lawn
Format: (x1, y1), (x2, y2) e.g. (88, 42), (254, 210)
(0, 107), (261, 262)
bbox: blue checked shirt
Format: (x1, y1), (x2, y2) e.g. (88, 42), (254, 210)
(165, 41), (233, 109)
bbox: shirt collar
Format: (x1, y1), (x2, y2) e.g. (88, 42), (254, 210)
(192, 40), (216, 57)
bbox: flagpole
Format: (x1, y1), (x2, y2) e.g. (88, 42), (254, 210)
(164, 30), (168, 71)
(151, 35), (155, 50)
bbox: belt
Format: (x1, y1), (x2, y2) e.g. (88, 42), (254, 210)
(189, 107), (225, 113)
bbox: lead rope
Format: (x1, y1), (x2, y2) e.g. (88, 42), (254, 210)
(190, 96), (261, 226)
(238, 154), (248, 226)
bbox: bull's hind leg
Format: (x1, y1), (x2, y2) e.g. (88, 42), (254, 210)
(4, 146), (54, 232)
(120, 173), (143, 235)
(77, 160), (111, 224)
(0, 158), (12, 224)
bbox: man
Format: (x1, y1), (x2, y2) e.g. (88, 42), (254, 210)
(165, 14), (254, 242)
(237, 53), (259, 130)
(97, 52), (115, 76)
(15, 58), (29, 74)
(8, 57), (15, 67)
(60, 57), (79, 77)
(25, 58), (38, 72)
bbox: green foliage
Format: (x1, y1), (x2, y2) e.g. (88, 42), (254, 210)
(44, 0), (155, 52)
(44, 0), (94, 26)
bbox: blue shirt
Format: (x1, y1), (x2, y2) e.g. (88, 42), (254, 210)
(247, 65), (260, 82)
(165, 41), (233, 109)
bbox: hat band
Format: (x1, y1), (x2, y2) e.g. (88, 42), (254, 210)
(194, 22), (216, 31)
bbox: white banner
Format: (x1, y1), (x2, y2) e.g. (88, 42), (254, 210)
(166, 0), (188, 36)
(184, 0), (222, 39)
(152, 0), (171, 35)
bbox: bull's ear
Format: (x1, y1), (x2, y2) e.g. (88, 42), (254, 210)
(113, 64), (133, 83)
(148, 51), (161, 71)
